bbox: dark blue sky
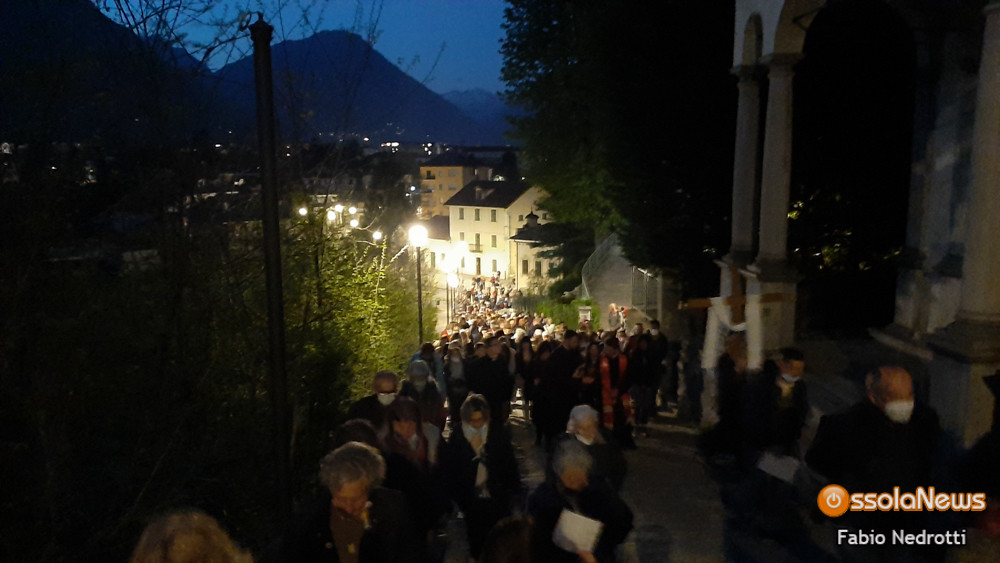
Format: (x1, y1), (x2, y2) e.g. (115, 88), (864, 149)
(214, 0), (507, 95)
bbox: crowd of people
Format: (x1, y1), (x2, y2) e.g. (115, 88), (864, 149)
(128, 304), (674, 563)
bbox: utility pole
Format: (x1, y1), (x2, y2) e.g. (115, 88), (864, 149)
(250, 14), (291, 522)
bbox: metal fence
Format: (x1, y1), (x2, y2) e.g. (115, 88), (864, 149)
(631, 267), (660, 324)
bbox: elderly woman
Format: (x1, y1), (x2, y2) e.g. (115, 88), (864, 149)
(281, 442), (419, 563)
(527, 439), (633, 563)
(552, 405), (627, 491)
(130, 510), (252, 563)
(441, 394), (522, 559)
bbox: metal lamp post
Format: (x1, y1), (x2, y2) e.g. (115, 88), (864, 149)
(447, 272), (460, 326)
(409, 224), (428, 346)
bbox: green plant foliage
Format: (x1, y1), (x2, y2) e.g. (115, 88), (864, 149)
(0, 150), (420, 560)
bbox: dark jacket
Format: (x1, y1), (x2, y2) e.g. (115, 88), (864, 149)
(399, 380), (446, 429)
(346, 395), (391, 431)
(551, 430), (628, 491)
(806, 400), (940, 530)
(527, 477), (633, 563)
(281, 487), (421, 563)
(743, 363), (808, 456)
(440, 422), (521, 513)
(466, 356), (515, 423)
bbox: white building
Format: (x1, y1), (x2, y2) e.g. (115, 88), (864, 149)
(422, 180), (556, 289)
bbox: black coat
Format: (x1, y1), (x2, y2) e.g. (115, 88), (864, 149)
(527, 477), (633, 563)
(346, 395), (391, 431)
(440, 422), (521, 513)
(551, 430), (628, 491)
(280, 487), (421, 563)
(466, 356), (514, 422)
(742, 363), (808, 456)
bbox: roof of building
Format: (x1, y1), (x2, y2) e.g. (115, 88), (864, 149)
(421, 152), (485, 168)
(511, 211), (544, 243)
(445, 180), (531, 209)
(426, 215), (450, 240)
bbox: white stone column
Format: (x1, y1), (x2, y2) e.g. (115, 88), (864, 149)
(754, 54), (798, 269)
(726, 65), (761, 267)
(742, 54), (800, 351)
(929, 1), (1000, 447)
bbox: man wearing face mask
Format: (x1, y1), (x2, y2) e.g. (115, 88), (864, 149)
(347, 371), (400, 433)
(744, 347), (809, 458)
(806, 367), (941, 538)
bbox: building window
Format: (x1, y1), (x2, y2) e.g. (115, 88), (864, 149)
(449, 184), (457, 190)
(548, 262), (554, 275)
(522, 260), (528, 274)
(543, 212), (550, 220)
(518, 214), (524, 222)
(459, 232), (465, 241)
(491, 235), (497, 248)
(449, 169), (456, 177)
(535, 261), (542, 276)
(475, 233), (481, 248)
(492, 259), (497, 272)
(459, 208), (464, 220)
(491, 209), (497, 222)
(430, 253), (436, 268)
(461, 257), (465, 268)
(474, 209), (480, 221)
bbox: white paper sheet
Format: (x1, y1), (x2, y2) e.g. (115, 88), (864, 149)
(552, 509), (603, 554)
(756, 451), (800, 483)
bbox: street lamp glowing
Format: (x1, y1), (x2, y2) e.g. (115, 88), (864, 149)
(298, 207), (308, 216)
(408, 224), (429, 247)
(348, 206), (357, 215)
(349, 218), (359, 228)
(447, 273), (460, 288)
(326, 209), (336, 222)
(372, 230), (383, 241)
(334, 204), (344, 213)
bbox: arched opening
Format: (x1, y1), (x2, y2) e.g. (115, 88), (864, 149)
(790, 0), (916, 331)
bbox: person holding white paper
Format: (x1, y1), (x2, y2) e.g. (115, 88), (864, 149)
(527, 439), (633, 563)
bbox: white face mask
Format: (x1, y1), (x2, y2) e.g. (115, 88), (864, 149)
(377, 392), (396, 406)
(780, 373), (800, 384)
(462, 423), (488, 444)
(575, 433), (594, 446)
(408, 433), (421, 450)
(650, 329), (659, 336)
(884, 400), (915, 424)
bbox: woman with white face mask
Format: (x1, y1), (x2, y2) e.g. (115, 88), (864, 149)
(346, 371), (400, 433)
(400, 360), (447, 431)
(551, 404), (628, 491)
(440, 394), (522, 560)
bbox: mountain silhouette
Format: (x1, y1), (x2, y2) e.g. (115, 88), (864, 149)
(0, 2), (509, 146)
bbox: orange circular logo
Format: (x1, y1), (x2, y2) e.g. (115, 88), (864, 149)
(817, 484), (850, 517)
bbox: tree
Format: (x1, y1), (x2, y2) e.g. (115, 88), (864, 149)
(501, 0), (736, 296)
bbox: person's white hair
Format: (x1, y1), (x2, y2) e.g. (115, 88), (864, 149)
(319, 441), (386, 495)
(567, 404), (599, 434)
(551, 436), (593, 476)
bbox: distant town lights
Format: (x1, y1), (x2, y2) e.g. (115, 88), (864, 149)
(348, 206), (357, 215)
(349, 219), (359, 228)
